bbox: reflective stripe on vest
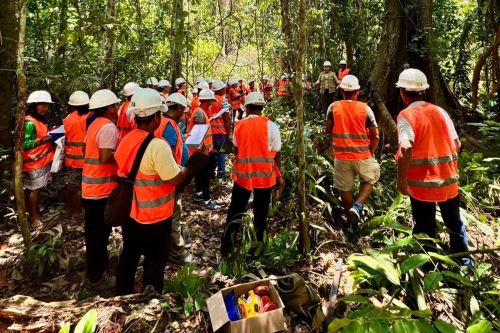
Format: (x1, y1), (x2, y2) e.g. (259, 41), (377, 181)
(232, 116), (277, 190)
(64, 111), (90, 168)
(23, 115), (54, 172)
(115, 129), (175, 223)
(331, 100), (371, 160)
(81, 117), (118, 198)
(397, 102), (459, 202)
(188, 107), (213, 154)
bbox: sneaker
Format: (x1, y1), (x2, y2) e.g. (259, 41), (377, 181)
(194, 192), (204, 202)
(348, 206), (362, 221)
(204, 200), (220, 210)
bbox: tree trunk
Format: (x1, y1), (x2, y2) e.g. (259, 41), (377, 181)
(170, 0), (185, 83)
(0, 1), (18, 148)
(54, 0), (68, 74)
(14, 0), (31, 249)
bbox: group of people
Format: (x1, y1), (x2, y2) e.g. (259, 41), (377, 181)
(21, 65), (471, 295)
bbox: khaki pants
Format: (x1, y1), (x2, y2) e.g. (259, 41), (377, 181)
(170, 195), (186, 259)
(334, 157), (380, 191)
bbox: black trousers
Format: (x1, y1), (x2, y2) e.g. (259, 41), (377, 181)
(195, 160), (212, 201)
(321, 91), (335, 114)
(116, 217), (172, 295)
(82, 198), (112, 283)
(221, 184), (273, 252)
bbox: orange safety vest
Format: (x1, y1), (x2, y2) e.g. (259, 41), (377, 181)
(229, 88), (241, 110)
(208, 95), (227, 135)
(246, 86), (257, 94)
(338, 68), (351, 80)
(153, 116), (168, 138)
(277, 79), (289, 96)
(117, 100), (136, 139)
(154, 116), (183, 164)
(232, 116), (277, 190)
(260, 82), (273, 100)
(331, 100), (371, 160)
(23, 115), (54, 172)
(115, 129), (175, 223)
(188, 107), (213, 154)
(190, 96), (200, 118)
(63, 111), (90, 168)
(397, 102), (459, 202)
(82, 117), (118, 198)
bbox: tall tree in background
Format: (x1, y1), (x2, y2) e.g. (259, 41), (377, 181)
(0, 1), (18, 148)
(14, 0), (32, 249)
(99, 0), (117, 90)
(170, 0), (185, 83)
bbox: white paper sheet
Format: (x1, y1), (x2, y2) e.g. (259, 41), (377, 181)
(185, 124), (209, 148)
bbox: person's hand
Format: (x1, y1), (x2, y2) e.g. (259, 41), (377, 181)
(397, 179), (409, 196)
(38, 135), (52, 145)
(275, 176), (284, 189)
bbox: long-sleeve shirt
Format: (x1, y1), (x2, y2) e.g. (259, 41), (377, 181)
(24, 121), (38, 149)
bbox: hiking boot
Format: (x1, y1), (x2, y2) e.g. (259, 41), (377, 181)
(194, 192), (204, 202)
(204, 200), (220, 210)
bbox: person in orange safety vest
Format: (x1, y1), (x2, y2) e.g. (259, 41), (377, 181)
(220, 92), (283, 257)
(228, 79), (244, 121)
(325, 75), (380, 236)
(63, 91), (91, 217)
(246, 79), (258, 94)
(23, 91), (55, 228)
(338, 60), (351, 80)
(117, 82), (139, 140)
(277, 74), (290, 96)
(115, 88), (193, 295)
(260, 76), (273, 101)
(395, 68), (471, 266)
(209, 80), (231, 179)
(82, 89), (120, 290)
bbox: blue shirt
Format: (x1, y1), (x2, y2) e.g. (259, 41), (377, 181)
(162, 116), (189, 167)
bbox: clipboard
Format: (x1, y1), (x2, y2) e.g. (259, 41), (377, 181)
(185, 124), (209, 149)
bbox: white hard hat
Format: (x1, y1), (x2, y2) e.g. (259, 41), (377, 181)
(198, 89), (216, 101)
(339, 75), (361, 91)
(27, 90), (54, 104)
(130, 88), (166, 117)
(192, 87), (199, 94)
(211, 80), (226, 92)
(228, 79), (238, 86)
(158, 80), (171, 88)
(339, 60), (347, 65)
(196, 76), (206, 84)
(197, 81), (210, 90)
(68, 91), (90, 106)
(122, 82), (139, 97)
(396, 68), (430, 92)
(248, 79), (255, 84)
(146, 77), (159, 86)
(89, 89), (120, 110)
(166, 93), (188, 108)
(206, 77), (215, 84)
(245, 92), (266, 106)
(263, 75), (269, 81)
(175, 77), (186, 86)
(323, 61), (332, 67)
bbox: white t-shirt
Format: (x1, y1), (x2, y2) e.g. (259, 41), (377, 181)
(397, 101), (458, 144)
(232, 115), (282, 152)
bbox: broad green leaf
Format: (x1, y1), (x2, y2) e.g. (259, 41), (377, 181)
(428, 252), (460, 268)
(465, 320), (493, 333)
(400, 254), (430, 274)
(435, 319), (461, 333)
(393, 319), (419, 333)
(424, 272), (443, 291)
(410, 270), (427, 311)
(441, 271), (473, 287)
(417, 319), (437, 333)
(339, 295), (370, 303)
(367, 320), (391, 333)
(74, 308), (97, 333)
(58, 323), (70, 333)
(194, 295), (205, 311)
(343, 319), (365, 333)
(328, 318), (352, 333)
(350, 251), (400, 286)
(466, 290), (480, 316)
(183, 302), (194, 318)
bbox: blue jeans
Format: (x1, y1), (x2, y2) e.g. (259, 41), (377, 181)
(211, 134), (227, 178)
(410, 195), (470, 263)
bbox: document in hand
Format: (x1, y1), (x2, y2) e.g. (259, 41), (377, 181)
(49, 125), (65, 141)
(209, 108), (230, 121)
(185, 124), (209, 149)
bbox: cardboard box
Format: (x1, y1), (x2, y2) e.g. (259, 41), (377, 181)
(207, 279), (285, 333)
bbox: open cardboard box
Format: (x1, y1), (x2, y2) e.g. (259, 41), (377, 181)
(207, 279), (285, 333)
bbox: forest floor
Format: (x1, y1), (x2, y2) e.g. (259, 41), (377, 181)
(0, 169), (364, 332)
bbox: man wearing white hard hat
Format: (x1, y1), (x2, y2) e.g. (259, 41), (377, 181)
(81, 89), (120, 290)
(206, 77), (215, 89)
(188, 89), (219, 210)
(209, 80), (231, 179)
(146, 77), (159, 89)
(221, 92), (282, 256)
(175, 77), (187, 95)
(228, 79), (244, 121)
(246, 79), (257, 94)
(314, 60), (340, 114)
(337, 60), (350, 80)
(395, 68), (471, 266)
(325, 75), (379, 236)
(117, 82), (139, 139)
(63, 90), (91, 217)
(158, 80), (172, 102)
(115, 88), (193, 294)
(23, 90), (55, 228)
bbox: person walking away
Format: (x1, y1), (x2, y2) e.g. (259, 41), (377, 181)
(23, 91), (55, 228)
(247, 79), (258, 94)
(325, 75), (379, 235)
(158, 80), (172, 102)
(209, 80), (232, 179)
(189, 89), (219, 210)
(155, 93), (193, 264)
(229, 80), (244, 121)
(395, 68), (472, 266)
(115, 88), (193, 295)
(220, 92), (282, 256)
(117, 82), (139, 140)
(260, 76), (273, 102)
(146, 77), (159, 89)
(337, 60), (351, 80)
(82, 89), (121, 289)
(63, 91), (91, 218)
(314, 61), (339, 114)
